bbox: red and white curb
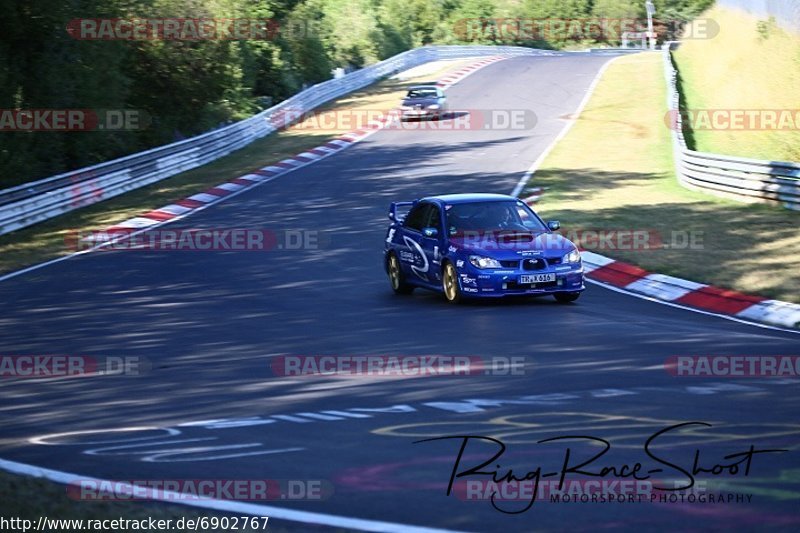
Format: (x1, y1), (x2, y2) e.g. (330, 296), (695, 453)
(84, 56), (509, 241)
(435, 57), (505, 88)
(520, 188), (794, 330)
(581, 251), (800, 329)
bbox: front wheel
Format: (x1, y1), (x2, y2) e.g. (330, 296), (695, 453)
(387, 253), (414, 295)
(442, 262), (463, 304)
(554, 292), (581, 304)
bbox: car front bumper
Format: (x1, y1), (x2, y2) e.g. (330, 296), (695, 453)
(456, 263), (585, 297)
(401, 108), (439, 119)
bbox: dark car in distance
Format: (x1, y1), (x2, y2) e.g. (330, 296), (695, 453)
(400, 85), (448, 120)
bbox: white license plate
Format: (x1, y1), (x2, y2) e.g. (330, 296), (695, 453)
(519, 273), (556, 284)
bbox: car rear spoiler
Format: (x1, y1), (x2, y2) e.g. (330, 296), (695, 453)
(388, 201), (415, 223)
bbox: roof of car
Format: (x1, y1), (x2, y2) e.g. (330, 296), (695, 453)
(408, 85), (439, 90)
(421, 193), (517, 204)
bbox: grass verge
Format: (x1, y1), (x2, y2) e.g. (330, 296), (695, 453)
(672, 6), (800, 161)
(0, 59), (473, 277)
(522, 52), (800, 303)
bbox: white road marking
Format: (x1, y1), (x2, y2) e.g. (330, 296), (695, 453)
(586, 279), (800, 335)
(321, 410), (373, 418)
(272, 415), (313, 423)
(294, 412), (345, 421)
(0, 458), (468, 533)
(510, 53), (637, 198)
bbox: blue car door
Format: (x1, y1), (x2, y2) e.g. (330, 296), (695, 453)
(420, 204), (444, 283)
(398, 202), (442, 285)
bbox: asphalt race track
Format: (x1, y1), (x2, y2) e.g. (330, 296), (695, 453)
(1, 52), (799, 532)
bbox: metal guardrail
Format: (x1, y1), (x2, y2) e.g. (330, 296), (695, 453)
(663, 41), (800, 210)
(0, 45), (544, 235)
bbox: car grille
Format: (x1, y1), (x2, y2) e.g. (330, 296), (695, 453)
(499, 257), (563, 270)
(522, 258), (546, 271)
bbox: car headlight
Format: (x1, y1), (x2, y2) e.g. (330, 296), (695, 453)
(563, 248), (581, 264)
(469, 255), (502, 269)
(427, 104), (440, 109)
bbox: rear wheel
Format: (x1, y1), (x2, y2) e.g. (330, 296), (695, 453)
(388, 253), (414, 295)
(442, 262), (463, 304)
(554, 292), (581, 304)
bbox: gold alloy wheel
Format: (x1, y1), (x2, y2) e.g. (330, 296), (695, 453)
(389, 255), (401, 290)
(443, 263), (459, 302)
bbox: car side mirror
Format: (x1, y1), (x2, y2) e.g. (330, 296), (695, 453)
(422, 227), (438, 238)
(547, 220), (561, 231)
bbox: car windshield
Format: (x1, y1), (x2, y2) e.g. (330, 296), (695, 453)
(406, 88), (437, 99)
(445, 200), (547, 235)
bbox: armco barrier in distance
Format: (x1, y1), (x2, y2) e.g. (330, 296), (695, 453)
(0, 46), (545, 236)
(663, 42), (800, 211)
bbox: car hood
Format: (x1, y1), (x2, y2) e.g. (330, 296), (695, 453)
(402, 97), (438, 107)
(448, 231), (576, 259)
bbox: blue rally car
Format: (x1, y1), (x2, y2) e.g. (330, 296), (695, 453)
(383, 193), (585, 304)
